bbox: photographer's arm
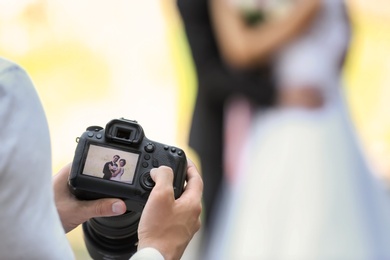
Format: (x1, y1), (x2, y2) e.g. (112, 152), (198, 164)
(53, 163), (127, 233)
(0, 58), (74, 259)
(134, 161), (203, 260)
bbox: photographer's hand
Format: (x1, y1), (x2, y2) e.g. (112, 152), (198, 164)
(137, 160), (203, 260)
(53, 163), (127, 233)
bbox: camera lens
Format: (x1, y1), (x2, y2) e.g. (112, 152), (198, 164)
(83, 211), (141, 260)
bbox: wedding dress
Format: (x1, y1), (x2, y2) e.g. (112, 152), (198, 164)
(205, 0), (390, 259)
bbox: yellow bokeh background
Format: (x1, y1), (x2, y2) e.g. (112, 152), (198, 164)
(1, 0), (389, 259)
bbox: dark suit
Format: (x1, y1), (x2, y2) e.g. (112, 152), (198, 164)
(102, 161), (117, 180)
(177, 0), (276, 233)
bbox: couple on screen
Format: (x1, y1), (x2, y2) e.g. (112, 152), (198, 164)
(102, 154), (127, 182)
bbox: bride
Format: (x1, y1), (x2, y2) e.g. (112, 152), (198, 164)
(205, 0), (390, 259)
(110, 159), (126, 182)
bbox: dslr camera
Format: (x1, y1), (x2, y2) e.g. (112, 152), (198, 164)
(68, 118), (187, 260)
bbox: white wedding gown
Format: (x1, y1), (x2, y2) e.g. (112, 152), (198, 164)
(205, 0), (390, 259)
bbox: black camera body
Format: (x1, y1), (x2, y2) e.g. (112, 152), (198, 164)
(68, 118), (187, 212)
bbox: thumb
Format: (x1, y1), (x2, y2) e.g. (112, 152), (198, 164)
(82, 198), (127, 219)
(150, 166), (174, 189)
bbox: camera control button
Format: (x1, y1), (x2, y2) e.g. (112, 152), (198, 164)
(152, 159), (159, 167)
(144, 143), (155, 153)
(171, 147), (177, 153)
(96, 134), (102, 139)
(177, 150), (183, 156)
(164, 145), (169, 150)
(141, 172), (155, 190)
(87, 132), (94, 138)
(142, 162), (149, 168)
(144, 154), (151, 160)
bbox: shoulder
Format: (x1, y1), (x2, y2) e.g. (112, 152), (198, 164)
(0, 57), (34, 97)
(0, 57), (26, 76)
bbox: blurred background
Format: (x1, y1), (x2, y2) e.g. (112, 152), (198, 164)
(0, 0), (389, 259)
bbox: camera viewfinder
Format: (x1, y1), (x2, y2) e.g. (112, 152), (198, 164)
(116, 128), (132, 140)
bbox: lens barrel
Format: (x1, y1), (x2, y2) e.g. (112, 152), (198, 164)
(83, 211), (141, 260)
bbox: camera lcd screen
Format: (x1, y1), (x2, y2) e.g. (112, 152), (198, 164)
(82, 144), (139, 184)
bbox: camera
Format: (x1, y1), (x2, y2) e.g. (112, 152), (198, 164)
(68, 118), (187, 260)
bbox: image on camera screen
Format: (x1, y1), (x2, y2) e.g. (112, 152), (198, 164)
(82, 144), (139, 184)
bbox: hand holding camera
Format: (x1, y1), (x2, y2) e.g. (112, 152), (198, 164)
(65, 118), (191, 259)
(137, 161), (202, 260)
(54, 163), (127, 233)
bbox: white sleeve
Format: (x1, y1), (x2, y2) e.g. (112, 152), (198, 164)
(130, 248), (164, 260)
(0, 58), (74, 259)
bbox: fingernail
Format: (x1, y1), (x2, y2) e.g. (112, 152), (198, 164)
(112, 201), (125, 214)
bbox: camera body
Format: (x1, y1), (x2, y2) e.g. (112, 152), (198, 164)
(68, 118), (187, 212)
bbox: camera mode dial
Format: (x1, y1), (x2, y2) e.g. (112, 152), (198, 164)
(144, 142), (155, 153)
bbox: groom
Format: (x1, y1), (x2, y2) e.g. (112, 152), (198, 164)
(102, 155), (120, 180)
(177, 0), (276, 236)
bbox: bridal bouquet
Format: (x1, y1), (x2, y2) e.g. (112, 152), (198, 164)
(231, 0), (297, 26)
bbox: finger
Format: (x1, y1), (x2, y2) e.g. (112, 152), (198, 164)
(181, 160), (203, 199)
(150, 166), (174, 189)
(53, 163), (72, 192)
(82, 198), (127, 218)
(149, 166), (175, 200)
